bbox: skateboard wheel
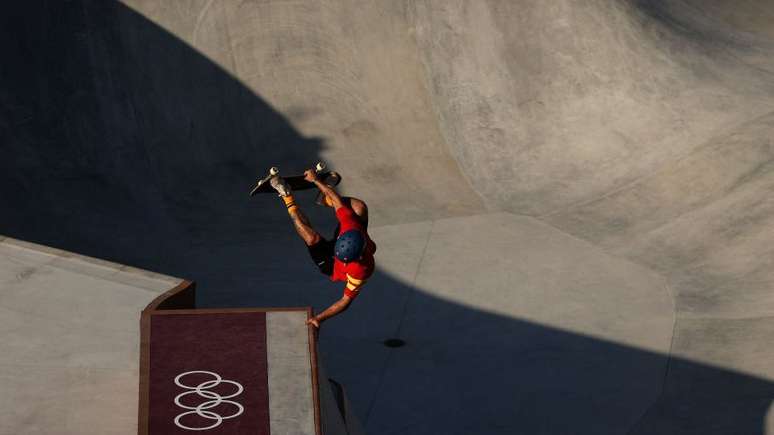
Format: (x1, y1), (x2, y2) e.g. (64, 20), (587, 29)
(269, 167), (279, 175)
(315, 162), (326, 172)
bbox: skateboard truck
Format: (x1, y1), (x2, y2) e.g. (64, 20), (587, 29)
(250, 166), (280, 196)
(314, 171), (342, 206)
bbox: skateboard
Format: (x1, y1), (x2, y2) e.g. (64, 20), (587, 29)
(249, 162), (341, 196)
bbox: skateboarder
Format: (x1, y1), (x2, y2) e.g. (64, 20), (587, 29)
(271, 168), (377, 329)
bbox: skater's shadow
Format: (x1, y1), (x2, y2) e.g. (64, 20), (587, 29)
(2, 2), (773, 435)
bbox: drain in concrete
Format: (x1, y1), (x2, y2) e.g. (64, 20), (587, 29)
(383, 338), (406, 348)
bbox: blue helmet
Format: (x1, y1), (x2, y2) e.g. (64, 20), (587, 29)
(335, 230), (366, 262)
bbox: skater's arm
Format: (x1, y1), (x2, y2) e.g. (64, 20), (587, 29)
(313, 180), (344, 210)
(307, 275), (364, 327)
(304, 169), (344, 210)
(308, 295), (353, 327)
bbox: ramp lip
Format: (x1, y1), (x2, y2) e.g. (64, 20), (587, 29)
(138, 286), (320, 435)
(0, 235), (183, 291)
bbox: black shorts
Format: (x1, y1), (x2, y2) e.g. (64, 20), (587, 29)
(308, 237), (336, 276)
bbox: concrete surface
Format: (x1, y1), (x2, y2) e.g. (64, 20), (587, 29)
(2, 0), (774, 434)
(0, 237), (182, 435)
(266, 311), (317, 435)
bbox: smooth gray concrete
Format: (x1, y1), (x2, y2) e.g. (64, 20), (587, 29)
(266, 311), (316, 435)
(337, 214), (673, 434)
(0, 238), (182, 435)
(2, 1), (774, 434)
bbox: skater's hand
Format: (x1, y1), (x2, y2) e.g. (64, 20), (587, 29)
(304, 169), (319, 183)
(306, 317), (320, 329)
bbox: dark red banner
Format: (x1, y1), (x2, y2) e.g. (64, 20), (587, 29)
(148, 312), (270, 434)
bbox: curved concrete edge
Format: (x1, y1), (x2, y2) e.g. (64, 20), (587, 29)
(142, 280), (196, 312)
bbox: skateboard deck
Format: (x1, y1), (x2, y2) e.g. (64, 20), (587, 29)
(249, 163), (341, 196)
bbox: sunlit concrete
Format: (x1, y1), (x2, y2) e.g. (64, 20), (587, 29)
(0, 238), (181, 435)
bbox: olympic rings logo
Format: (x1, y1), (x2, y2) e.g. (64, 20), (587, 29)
(173, 371), (245, 431)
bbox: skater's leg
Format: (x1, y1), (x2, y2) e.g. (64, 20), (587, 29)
(282, 195), (321, 246)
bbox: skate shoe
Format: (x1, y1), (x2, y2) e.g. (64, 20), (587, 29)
(315, 171), (342, 206)
(270, 175), (292, 197)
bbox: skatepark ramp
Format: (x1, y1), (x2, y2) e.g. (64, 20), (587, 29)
(0, 236), (183, 434)
(139, 283), (363, 435)
(3, 1), (774, 434)
(0, 237), (362, 435)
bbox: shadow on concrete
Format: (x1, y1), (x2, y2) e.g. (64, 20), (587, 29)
(319, 268), (774, 435)
(1, 0), (327, 274)
(1, 2), (772, 434)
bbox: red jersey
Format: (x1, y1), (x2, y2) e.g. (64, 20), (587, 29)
(331, 206), (376, 298)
